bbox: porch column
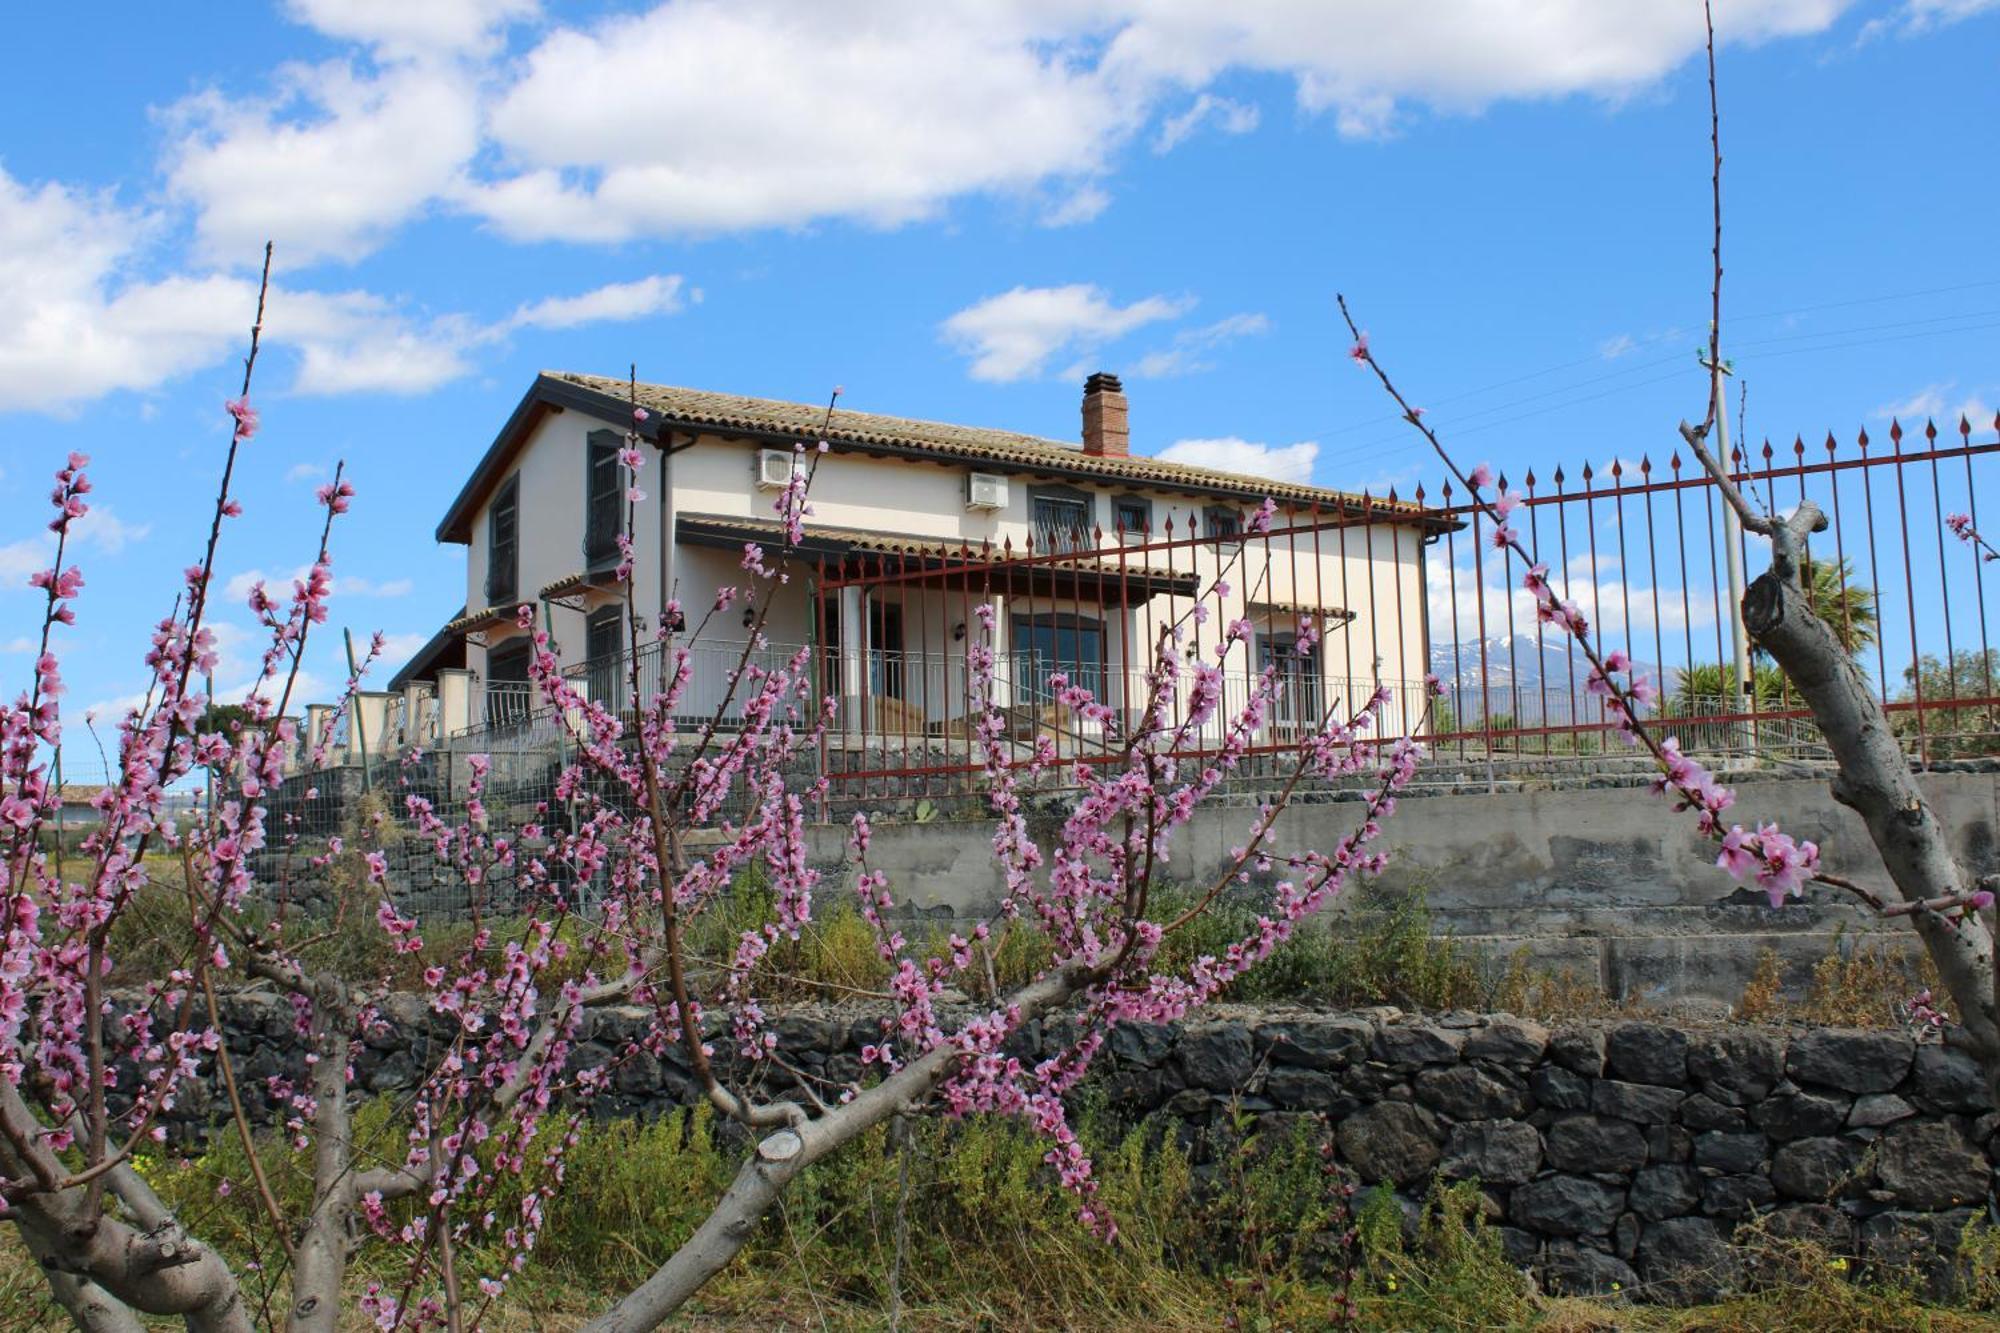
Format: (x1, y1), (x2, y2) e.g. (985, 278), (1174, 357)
(435, 668), (474, 740)
(303, 705), (333, 767)
(839, 585), (866, 728)
(401, 683), (434, 747)
(986, 592), (1009, 709)
(349, 692), (392, 763)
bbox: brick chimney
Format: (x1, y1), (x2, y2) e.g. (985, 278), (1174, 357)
(1081, 371), (1129, 457)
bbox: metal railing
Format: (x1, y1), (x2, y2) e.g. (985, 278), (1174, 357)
(442, 414), (1999, 805)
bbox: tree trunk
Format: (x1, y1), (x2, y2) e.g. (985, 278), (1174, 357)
(21, 1227), (144, 1333)
(581, 965), (1088, 1331)
(288, 990), (356, 1333)
(1744, 568), (2000, 1081)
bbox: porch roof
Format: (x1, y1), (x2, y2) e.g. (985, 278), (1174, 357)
(675, 513), (1201, 603)
(538, 567), (623, 602)
(445, 604), (514, 636)
(1247, 598), (1358, 625)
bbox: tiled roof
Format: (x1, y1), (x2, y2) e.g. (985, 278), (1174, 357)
(548, 372), (1432, 515)
(675, 512), (1193, 585)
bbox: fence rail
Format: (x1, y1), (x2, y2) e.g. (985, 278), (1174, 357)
(429, 415), (1999, 812)
(798, 415), (1999, 806)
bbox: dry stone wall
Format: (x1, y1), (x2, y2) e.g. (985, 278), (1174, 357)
(178, 997), (1998, 1305)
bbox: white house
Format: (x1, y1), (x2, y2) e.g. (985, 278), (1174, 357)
(387, 371), (1445, 755)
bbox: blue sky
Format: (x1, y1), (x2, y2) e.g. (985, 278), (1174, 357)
(2, 1), (1996, 775)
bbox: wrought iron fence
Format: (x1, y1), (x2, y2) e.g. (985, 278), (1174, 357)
(803, 414), (1999, 805)
(419, 415), (1997, 813)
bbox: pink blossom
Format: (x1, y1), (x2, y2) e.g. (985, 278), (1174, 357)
(225, 397), (259, 440)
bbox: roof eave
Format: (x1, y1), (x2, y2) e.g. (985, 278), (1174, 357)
(435, 374), (648, 544)
(440, 372), (1450, 542)
(554, 375), (1417, 517)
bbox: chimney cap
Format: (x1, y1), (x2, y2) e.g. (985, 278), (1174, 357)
(1083, 371), (1124, 395)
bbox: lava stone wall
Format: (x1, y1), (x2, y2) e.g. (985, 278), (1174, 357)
(182, 997), (1997, 1305)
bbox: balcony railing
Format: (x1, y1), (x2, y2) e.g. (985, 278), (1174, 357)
(484, 681), (535, 730)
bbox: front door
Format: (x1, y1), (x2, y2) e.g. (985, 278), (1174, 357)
(869, 601), (905, 700)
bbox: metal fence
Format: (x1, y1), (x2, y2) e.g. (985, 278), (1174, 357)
(384, 414), (1998, 819)
(801, 415), (1999, 805)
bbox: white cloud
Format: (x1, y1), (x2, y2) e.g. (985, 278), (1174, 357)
(0, 171), (251, 411)
(1860, 0), (2000, 40)
(72, 506), (151, 554)
(1154, 436), (1319, 485)
(0, 2), (1890, 411)
(80, 665), (341, 733)
(470, 3), (1131, 243)
(285, 461), (328, 483)
(284, 0), (538, 58)
(1154, 93), (1260, 152)
(1427, 548), (1713, 661)
(0, 163), (695, 409)
(941, 284), (1190, 382)
(0, 504), (152, 588)
(497, 274), (685, 333)
(461, 1), (1854, 240)
(1040, 184), (1112, 228)
(164, 60), (483, 269)
(222, 566), (414, 606)
(1873, 381), (1995, 427)
(1131, 312), (1270, 378)
(374, 630), (433, 667)
(0, 636), (36, 653)
(1599, 333), (1637, 359)
(42, 0), (1866, 296)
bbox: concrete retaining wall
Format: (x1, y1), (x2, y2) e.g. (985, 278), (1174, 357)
(812, 767), (2000, 1007)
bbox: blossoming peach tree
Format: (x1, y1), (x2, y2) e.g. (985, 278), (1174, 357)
(0, 275), (1432, 1328)
(1336, 2), (2000, 1104)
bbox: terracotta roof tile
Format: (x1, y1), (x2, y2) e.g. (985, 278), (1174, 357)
(550, 372), (1431, 515)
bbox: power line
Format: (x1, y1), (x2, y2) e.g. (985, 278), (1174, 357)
(1306, 275), (2000, 446)
(1316, 309), (2000, 479)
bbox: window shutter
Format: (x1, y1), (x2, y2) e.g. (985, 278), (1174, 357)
(585, 432), (624, 566)
(486, 476), (519, 606)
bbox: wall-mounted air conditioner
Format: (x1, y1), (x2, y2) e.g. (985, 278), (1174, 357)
(755, 448), (801, 489)
(966, 472), (1008, 509)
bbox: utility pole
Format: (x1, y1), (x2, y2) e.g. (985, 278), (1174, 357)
(344, 627), (370, 793)
(1700, 346), (1750, 744)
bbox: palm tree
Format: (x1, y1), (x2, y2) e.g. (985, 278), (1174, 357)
(1671, 661), (1787, 716)
(1756, 556), (1876, 659)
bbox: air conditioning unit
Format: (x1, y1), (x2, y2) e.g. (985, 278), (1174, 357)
(755, 448), (800, 489)
(966, 472), (1008, 509)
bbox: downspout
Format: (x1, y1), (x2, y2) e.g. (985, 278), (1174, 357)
(1417, 527), (1437, 735)
(657, 431), (678, 632)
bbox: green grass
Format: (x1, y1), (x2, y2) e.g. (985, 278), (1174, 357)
(8, 1102), (2000, 1330)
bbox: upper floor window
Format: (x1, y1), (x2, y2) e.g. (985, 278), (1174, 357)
(1204, 505), (1243, 543)
(1030, 486), (1093, 554)
(1113, 495), (1151, 540)
(486, 474), (519, 606)
(585, 431), (624, 567)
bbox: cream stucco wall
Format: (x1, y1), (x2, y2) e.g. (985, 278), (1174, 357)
(455, 406), (1436, 738)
